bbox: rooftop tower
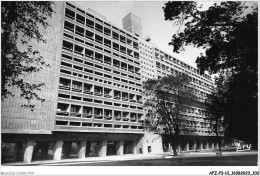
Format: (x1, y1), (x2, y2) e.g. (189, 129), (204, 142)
(122, 13), (142, 37)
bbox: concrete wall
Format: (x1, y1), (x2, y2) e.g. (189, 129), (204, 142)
(136, 132), (163, 154)
(1, 2), (64, 134)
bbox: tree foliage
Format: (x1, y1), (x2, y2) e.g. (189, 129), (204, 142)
(142, 74), (196, 155)
(163, 1), (257, 74)
(1, 1), (54, 110)
(204, 85), (226, 151)
(163, 1), (258, 148)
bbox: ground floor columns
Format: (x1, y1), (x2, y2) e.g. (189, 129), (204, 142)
(53, 140), (63, 161)
(23, 140), (34, 163)
(77, 141), (86, 159)
(97, 140), (107, 157)
(215, 142), (219, 149)
(115, 140), (124, 156)
(176, 145), (181, 153)
(206, 142), (209, 149)
(211, 142), (215, 149)
(190, 140), (196, 151)
(184, 141), (189, 151)
(198, 141), (203, 150)
(132, 140), (138, 154)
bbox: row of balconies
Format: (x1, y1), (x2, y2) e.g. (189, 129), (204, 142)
(63, 31), (141, 68)
(60, 63), (141, 90)
(156, 73), (210, 100)
(62, 40), (141, 75)
(155, 53), (212, 82)
(59, 68), (143, 94)
(57, 95), (144, 113)
(56, 102), (144, 122)
(59, 62), (141, 85)
(55, 119), (144, 130)
(59, 78), (142, 101)
(64, 22), (140, 58)
(64, 11), (139, 50)
(156, 62), (212, 90)
(61, 53), (141, 82)
(61, 60), (141, 86)
(65, 4), (139, 39)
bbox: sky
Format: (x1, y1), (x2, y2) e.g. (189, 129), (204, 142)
(74, 1), (207, 68)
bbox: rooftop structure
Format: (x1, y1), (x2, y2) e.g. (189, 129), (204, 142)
(122, 13), (142, 37)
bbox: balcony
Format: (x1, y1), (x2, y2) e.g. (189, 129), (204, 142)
(104, 93), (112, 98)
(86, 18), (94, 29)
(113, 63), (120, 68)
(65, 8), (75, 20)
(94, 91), (103, 96)
(56, 110), (69, 116)
(83, 88), (92, 94)
(121, 67), (127, 71)
(123, 116), (129, 121)
(129, 99), (136, 103)
(62, 40), (73, 52)
(114, 115), (121, 121)
(64, 21), (74, 33)
(114, 95), (121, 100)
(130, 117), (136, 122)
(94, 114), (103, 120)
(71, 82), (82, 92)
(82, 112), (92, 118)
(70, 112), (81, 117)
(71, 87), (82, 93)
(138, 119), (144, 123)
(104, 115), (112, 120)
(122, 97), (128, 101)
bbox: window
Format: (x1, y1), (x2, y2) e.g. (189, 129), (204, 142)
(65, 8), (75, 20)
(64, 21), (74, 32)
(76, 14), (85, 24)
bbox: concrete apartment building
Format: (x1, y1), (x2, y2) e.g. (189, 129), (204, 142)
(1, 2), (216, 163)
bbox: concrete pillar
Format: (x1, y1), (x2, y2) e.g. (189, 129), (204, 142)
(63, 142), (72, 158)
(184, 141), (189, 151)
(211, 142), (214, 149)
(177, 145), (181, 153)
(193, 140), (197, 151)
(23, 140), (34, 163)
(132, 140), (138, 154)
(115, 141), (124, 156)
(206, 142), (209, 149)
(198, 141), (203, 150)
(215, 142), (219, 149)
(53, 140), (63, 161)
(41, 142), (49, 159)
(77, 141), (86, 159)
(97, 140), (107, 157)
(166, 143), (171, 152)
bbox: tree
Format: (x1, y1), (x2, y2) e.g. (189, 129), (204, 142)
(204, 80), (226, 152)
(163, 1), (258, 148)
(142, 74), (196, 155)
(1, 1), (54, 110)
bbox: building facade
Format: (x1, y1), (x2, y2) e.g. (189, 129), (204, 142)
(2, 2), (216, 164)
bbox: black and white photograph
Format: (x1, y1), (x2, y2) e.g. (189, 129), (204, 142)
(1, 1), (258, 175)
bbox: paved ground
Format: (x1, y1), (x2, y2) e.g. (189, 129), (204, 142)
(69, 155), (257, 166)
(3, 151), (258, 166)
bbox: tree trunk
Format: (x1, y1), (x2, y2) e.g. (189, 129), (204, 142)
(172, 145), (178, 156)
(216, 133), (222, 152)
(172, 138), (178, 156)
